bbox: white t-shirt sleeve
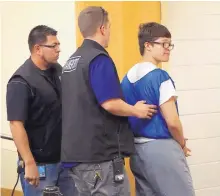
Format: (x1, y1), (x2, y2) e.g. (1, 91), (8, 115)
(159, 79), (178, 106)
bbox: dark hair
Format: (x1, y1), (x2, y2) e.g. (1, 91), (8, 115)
(138, 22), (171, 56)
(28, 25), (57, 52)
(78, 6), (109, 38)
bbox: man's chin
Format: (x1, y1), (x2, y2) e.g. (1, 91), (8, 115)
(51, 59), (58, 64)
(162, 58), (169, 62)
(47, 60), (58, 67)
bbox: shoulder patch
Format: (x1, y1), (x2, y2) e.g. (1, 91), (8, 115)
(62, 56), (81, 73)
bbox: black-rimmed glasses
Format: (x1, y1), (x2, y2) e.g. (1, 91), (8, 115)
(39, 43), (60, 50)
(150, 42), (174, 50)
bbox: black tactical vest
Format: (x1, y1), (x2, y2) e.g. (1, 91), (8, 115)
(61, 39), (135, 162)
(9, 58), (62, 163)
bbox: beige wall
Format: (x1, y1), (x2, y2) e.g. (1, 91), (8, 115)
(162, 2), (220, 196)
(0, 1), (76, 190)
(0, 10), (2, 189)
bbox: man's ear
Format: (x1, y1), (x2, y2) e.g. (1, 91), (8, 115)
(33, 44), (41, 55)
(144, 42), (152, 52)
(100, 25), (105, 36)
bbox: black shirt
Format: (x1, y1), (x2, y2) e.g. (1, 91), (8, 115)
(7, 68), (55, 121)
(7, 77), (32, 121)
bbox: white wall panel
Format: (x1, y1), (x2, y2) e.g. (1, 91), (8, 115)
(162, 2), (220, 195)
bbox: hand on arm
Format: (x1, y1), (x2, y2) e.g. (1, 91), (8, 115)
(89, 55), (157, 119)
(101, 99), (157, 119)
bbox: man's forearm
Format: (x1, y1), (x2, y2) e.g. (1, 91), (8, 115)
(10, 121), (35, 165)
(168, 120), (185, 148)
(160, 98), (186, 148)
(102, 99), (138, 117)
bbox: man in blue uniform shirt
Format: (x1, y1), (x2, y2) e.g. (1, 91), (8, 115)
(61, 7), (157, 196)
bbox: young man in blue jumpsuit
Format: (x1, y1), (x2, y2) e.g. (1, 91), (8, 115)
(121, 22), (195, 196)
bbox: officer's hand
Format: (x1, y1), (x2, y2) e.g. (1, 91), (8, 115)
(24, 161), (40, 187)
(134, 100), (157, 119)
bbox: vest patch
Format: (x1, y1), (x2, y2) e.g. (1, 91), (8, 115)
(62, 56), (81, 73)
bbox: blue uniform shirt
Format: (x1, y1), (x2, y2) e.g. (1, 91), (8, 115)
(121, 62), (178, 140)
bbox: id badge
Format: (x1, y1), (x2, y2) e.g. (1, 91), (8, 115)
(38, 165), (46, 180)
(112, 158), (124, 183)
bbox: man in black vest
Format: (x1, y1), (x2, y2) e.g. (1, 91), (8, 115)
(61, 6), (157, 195)
(6, 25), (77, 196)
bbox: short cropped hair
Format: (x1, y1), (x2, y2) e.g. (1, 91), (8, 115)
(28, 25), (57, 52)
(78, 6), (109, 38)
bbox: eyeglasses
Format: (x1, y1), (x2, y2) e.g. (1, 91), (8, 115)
(100, 7), (105, 28)
(39, 43), (60, 50)
(150, 42), (174, 50)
